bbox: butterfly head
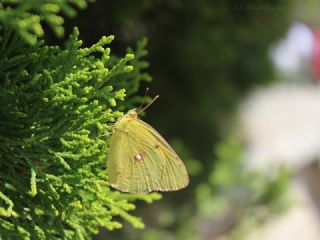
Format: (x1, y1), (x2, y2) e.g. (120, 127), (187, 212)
(126, 109), (138, 118)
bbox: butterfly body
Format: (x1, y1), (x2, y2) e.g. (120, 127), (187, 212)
(107, 109), (189, 194)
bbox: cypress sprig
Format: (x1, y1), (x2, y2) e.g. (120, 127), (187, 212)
(0, 27), (160, 239)
(0, 0), (92, 44)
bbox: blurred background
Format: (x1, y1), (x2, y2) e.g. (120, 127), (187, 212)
(55, 0), (320, 239)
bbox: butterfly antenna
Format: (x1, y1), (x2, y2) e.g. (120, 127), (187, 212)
(138, 95), (159, 114)
(139, 87), (150, 111)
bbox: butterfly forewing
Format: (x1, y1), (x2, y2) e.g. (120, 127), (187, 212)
(107, 113), (189, 194)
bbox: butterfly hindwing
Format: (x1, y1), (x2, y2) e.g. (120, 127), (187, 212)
(107, 112), (189, 194)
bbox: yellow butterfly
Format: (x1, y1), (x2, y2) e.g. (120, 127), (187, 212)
(107, 103), (189, 194)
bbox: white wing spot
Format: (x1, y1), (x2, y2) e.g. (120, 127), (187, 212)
(135, 153), (144, 161)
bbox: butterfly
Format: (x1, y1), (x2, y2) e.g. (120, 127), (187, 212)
(107, 107), (189, 194)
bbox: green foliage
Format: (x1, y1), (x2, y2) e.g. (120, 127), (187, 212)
(0, 1), (161, 239)
(107, 37), (152, 109)
(0, 0), (92, 45)
(0, 0), (293, 239)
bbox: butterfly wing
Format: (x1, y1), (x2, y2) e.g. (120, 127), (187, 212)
(107, 115), (189, 194)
